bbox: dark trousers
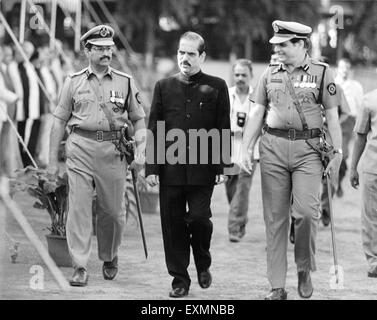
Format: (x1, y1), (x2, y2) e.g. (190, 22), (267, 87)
(159, 184), (214, 290)
(17, 119), (41, 167)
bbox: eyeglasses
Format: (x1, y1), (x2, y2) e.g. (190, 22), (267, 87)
(91, 46), (114, 53)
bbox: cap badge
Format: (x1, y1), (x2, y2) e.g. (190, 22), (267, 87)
(273, 24), (279, 33)
(99, 27), (109, 38)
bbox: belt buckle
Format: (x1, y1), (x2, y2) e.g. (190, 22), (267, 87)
(96, 131), (104, 142)
(288, 128), (296, 141)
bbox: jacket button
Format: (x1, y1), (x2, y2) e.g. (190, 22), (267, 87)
(187, 99), (191, 103)
(186, 114), (191, 118)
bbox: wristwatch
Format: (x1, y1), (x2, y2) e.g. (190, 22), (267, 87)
(334, 148), (343, 155)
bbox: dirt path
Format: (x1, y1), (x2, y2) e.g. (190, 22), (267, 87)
(1, 163), (377, 300)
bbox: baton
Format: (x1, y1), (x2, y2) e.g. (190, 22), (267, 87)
(326, 172), (339, 284)
(131, 169), (148, 259)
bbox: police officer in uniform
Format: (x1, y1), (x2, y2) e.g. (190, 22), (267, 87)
(145, 32), (231, 298)
(242, 21), (342, 299)
(48, 25), (146, 286)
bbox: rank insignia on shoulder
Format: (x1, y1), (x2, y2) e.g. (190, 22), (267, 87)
(327, 83), (337, 95)
(271, 78), (283, 83)
(112, 107), (120, 113)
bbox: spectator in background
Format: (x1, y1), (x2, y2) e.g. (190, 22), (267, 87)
(0, 46), (19, 176)
(0, 45), (19, 176)
(36, 44), (58, 166)
(350, 88), (377, 278)
(225, 59), (258, 243)
(14, 41), (41, 168)
(334, 58), (364, 197)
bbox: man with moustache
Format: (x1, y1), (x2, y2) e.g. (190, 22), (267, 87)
(225, 59), (258, 242)
(242, 21), (342, 300)
(47, 25), (146, 286)
(145, 31), (231, 298)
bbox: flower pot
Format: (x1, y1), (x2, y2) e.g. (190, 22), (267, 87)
(139, 191), (159, 214)
(45, 234), (72, 267)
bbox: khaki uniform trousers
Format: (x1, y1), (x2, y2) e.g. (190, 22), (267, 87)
(260, 132), (322, 288)
(361, 172), (377, 270)
(65, 132), (126, 268)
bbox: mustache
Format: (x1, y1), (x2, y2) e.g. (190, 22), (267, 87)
(100, 56), (111, 60)
(182, 61), (191, 66)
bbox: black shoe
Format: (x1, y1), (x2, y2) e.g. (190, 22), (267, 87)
(229, 233), (241, 242)
(198, 269), (212, 289)
(321, 209), (331, 227)
(298, 271), (313, 298)
(69, 267), (88, 287)
(102, 256), (118, 280)
(169, 287), (189, 298)
(264, 288), (287, 300)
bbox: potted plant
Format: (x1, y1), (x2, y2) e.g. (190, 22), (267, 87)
(10, 166), (71, 267)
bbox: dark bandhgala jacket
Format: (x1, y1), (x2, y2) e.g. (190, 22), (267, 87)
(146, 70), (231, 186)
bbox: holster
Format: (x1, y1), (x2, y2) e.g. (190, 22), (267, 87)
(305, 132), (334, 170)
(114, 126), (135, 164)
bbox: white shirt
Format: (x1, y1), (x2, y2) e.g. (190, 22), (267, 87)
(335, 76), (364, 117)
(228, 85), (259, 166)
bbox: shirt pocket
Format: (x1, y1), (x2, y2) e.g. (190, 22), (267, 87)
(267, 83), (286, 107)
(73, 94), (95, 117)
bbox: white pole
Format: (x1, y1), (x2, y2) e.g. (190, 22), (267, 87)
(19, 0), (27, 44)
(50, 0), (58, 50)
(0, 177), (70, 292)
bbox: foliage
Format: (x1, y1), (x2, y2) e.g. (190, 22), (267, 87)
(9, 166), (68, 237)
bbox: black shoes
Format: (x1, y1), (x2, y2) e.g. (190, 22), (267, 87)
(229, 225), (246, 242)
(321, 209), (331, 227)
(198, 269), (212, 289)
(298, 271), (313, 298)
(102, 256), (118, 280)
(229, 233), (242, 242)
(69, 267), (89, 287)
(264, 288), (288, 300)
(169, 287), (189, 298)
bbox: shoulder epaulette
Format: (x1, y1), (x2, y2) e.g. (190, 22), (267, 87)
(69, 68), (88, 78)
(111, 68), (132, 79)
(311, 60), (328, 68)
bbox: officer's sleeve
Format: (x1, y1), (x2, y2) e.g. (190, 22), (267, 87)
(354, 94), (371, 135)
(249, 68), (268, 106)
(145, 81), (163, 177)
(321, 67), (340, 110)
(215, 79), (232, 174)
(53, 76), (73, 122)
(127, 78), (146, 122)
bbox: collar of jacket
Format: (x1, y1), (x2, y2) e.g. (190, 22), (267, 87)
(178, 70), (203, 83)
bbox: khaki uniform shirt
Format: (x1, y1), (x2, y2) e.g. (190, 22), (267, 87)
(355, 89), (377, 174)
(252, 55), (339, 130)
(53, 66), (145, 131)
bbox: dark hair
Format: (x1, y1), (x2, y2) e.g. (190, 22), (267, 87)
(290, 37), (311, 50)
(84, 43), (93, 51)
(179, 31), (206, 55)
(233, 59), (253, 74)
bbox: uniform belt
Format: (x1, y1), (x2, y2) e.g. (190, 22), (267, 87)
(265, 126), (322, 141)
(72, 127), (121, 142)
